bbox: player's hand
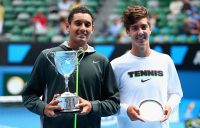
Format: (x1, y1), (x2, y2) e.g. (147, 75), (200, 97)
(127, 105), (143, 121)
(44, 94), (63, 117)
(76, 97), (92, 115)
(160, 104), (171, 122)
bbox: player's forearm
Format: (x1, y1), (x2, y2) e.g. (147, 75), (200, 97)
(22, 94), (47, 116)
(167, 93), (182, 111)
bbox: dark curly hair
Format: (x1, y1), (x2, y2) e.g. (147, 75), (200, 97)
(121, 5), (150, 30)
(68, 6), (94, 24)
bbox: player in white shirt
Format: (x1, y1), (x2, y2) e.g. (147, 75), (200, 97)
(111, 5), (183, 128)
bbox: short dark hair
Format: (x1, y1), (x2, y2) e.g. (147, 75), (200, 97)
(122, 5), (149, 30)
(68, 6), (94, 24)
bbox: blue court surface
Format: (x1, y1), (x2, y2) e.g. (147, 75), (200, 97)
(0, 104), (40, 128)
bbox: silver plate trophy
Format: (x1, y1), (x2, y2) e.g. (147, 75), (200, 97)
(138, 99), (164, 122)
(46, 48), (84, 113)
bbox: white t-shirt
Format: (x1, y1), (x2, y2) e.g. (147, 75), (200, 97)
(111, 50), (183, 128)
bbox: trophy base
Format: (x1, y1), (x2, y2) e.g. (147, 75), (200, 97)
(61, 108), (81, 113)
(55, 108), (81, 114)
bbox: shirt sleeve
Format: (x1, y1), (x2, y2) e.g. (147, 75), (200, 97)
(22, 51), (47, 116)
(111, 59), (129, 117)
(111, 59), (121, 89)
(167, 56), (183, 111)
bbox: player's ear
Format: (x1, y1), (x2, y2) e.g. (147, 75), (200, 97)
(66, 21), (70, 32)
(149, 23), (152, 35)
(126, 28), (130, 36)
(91, 25), (94, 33)
(148, 22), (152, 31)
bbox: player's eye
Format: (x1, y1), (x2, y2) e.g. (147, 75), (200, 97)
(141, 24), (148, 30)
(84, 21), (91, 28)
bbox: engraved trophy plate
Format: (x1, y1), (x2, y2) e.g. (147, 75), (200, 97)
(46, 50), (84, 113)
(57, 92), (80, 113)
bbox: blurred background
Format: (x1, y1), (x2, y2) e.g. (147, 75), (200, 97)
(0, 0), (200, 128)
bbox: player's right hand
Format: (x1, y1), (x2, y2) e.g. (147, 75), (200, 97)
(127, 105), (143, 121)
(44, 94), (63, 117)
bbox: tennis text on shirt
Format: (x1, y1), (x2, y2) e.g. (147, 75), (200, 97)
(128, 70), (163, 77)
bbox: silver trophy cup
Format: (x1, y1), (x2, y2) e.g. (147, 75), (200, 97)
(46, 50), (82, 113)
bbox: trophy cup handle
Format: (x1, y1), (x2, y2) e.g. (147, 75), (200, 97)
(45, 50), (57, 72)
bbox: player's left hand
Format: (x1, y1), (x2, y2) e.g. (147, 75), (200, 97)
(76, 97), (92, 115)
(160, 104), (171, 122)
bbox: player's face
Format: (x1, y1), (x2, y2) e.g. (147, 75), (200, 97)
(126, 18), (152, 48)
(67, 13), (94, 46)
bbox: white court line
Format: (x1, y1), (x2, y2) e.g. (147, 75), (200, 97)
(0, 96), (22, 103)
